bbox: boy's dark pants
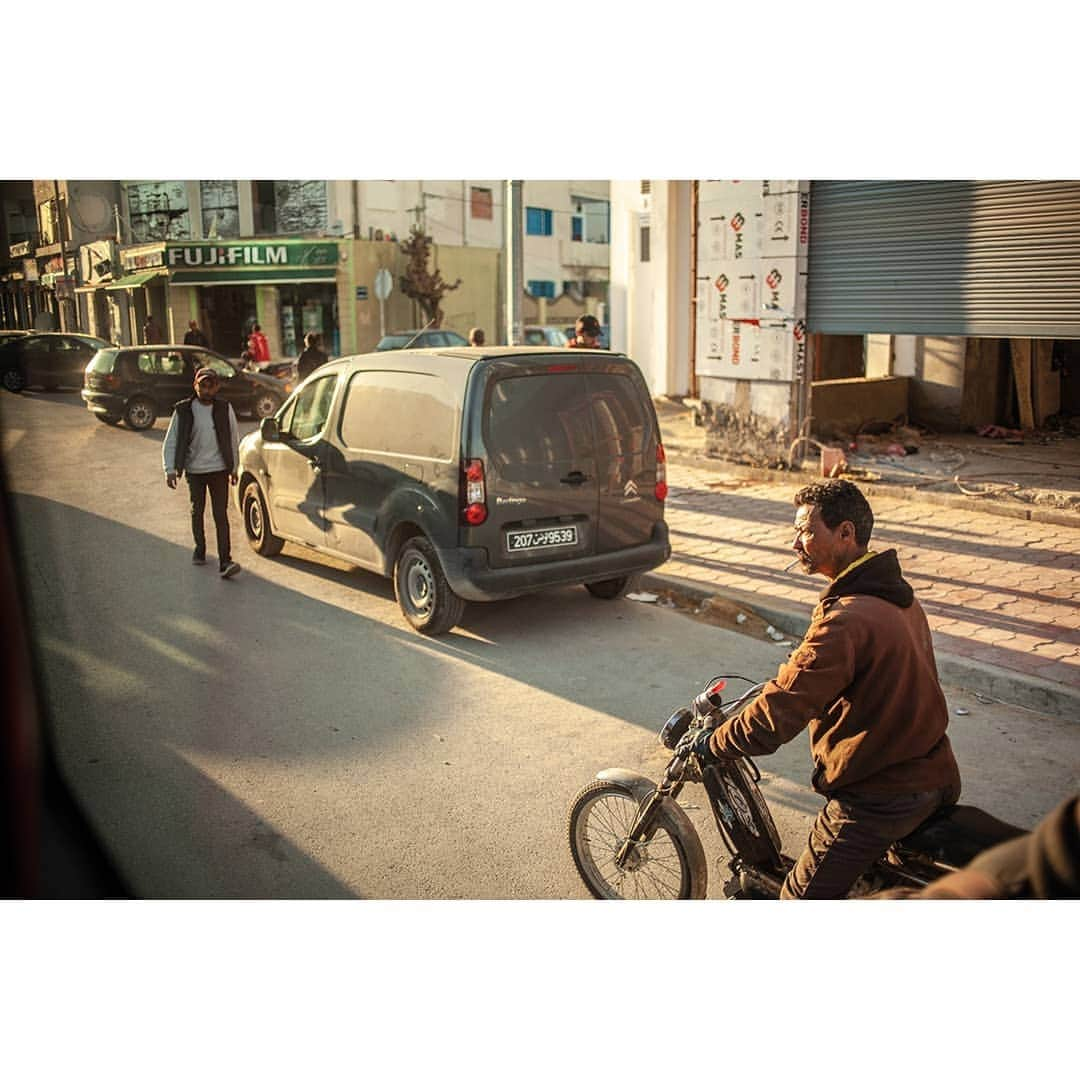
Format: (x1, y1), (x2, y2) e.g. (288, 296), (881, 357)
(187, 470), (231, 566)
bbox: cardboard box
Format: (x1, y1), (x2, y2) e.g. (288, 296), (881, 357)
(761, 189), (810, 257)
(758, 256), (808, 320)
(706, 260), (758, 320)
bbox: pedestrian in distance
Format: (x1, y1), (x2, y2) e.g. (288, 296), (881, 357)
(566, 313), (602, 349)
(296, 331), (328, 381)
(468, 327), (485, 347)
(692, 478), (962, 898)
(247, 322), (270, 364)
(142, 314), (164, 345)
(183, 320), (209, 347)
(163, 367), (242, 579)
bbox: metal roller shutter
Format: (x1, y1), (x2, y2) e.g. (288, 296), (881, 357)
(807, 181), (1080, 337)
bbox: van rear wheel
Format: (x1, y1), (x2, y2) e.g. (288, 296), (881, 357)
(394, 537), (465, 635)
(585, 576), (631, 600)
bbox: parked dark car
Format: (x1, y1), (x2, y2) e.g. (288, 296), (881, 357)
(375, 329), (469, 351)
(1, 332), (111, 393)
(236, 345), (671, 635)
(82, 345), (288, 430)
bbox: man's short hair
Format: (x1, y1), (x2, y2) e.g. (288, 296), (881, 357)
(469, 327), (485, 344)
(794, 479), (874, 546)
(576, 314), (600, 336)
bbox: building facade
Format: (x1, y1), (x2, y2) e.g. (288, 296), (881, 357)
(611, 180), (1080, 461)
(60, 179), (607, 356)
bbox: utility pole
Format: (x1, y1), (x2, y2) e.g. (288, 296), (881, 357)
(506, 180), (523, 345)
(53, 180), (79, 330)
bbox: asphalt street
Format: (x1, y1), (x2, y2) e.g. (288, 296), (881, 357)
(2, 387), (1077, 898)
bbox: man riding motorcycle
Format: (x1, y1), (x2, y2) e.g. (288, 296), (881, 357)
(694, 479), (962, 898)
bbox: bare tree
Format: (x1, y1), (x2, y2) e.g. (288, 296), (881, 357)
(398, 227), (462, 328)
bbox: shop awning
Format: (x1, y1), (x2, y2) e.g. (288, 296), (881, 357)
(104, 269), (167, 290)
(168, 267), (337, 286)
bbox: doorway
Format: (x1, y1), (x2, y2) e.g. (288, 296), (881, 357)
(199, 285), (256, 358)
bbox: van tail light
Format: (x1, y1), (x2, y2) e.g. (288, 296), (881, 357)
(463, 458), (488, 525)
(655, 443), (668, 501)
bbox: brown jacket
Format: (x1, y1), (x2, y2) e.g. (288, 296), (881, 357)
(709, 549), (961, 798)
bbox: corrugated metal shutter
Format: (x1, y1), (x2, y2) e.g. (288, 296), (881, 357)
(807, 181), (1080, 337)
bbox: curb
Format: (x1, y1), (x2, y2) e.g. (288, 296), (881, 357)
(662, 446), (1080, 529)
(641, 570), (1080, 723)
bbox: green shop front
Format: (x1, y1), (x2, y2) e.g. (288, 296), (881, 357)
(165, 239), (341, 359)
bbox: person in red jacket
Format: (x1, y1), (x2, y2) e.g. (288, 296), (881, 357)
(247, 323), (270, 364)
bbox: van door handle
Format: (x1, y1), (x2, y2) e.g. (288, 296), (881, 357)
(561, 470), (590, 485)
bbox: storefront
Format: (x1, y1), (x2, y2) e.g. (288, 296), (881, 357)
(806, 180), (1080, 429)
(165, 239), (341, 359)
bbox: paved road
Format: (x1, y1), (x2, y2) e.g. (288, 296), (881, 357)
(1, 388), (1076, 898)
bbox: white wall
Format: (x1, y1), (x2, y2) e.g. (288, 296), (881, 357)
(609, 180), (692, 396)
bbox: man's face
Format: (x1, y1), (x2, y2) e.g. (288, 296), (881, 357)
(791, 504), (851, 579)
(194, 375), (219, 402)
(576, 324), (599, 346)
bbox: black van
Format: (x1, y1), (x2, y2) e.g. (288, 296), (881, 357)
(236, 346), (671, 634)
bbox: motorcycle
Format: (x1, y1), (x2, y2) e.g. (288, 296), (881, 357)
(567, 675), (1028, 899)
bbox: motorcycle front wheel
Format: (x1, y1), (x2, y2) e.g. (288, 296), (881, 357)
(567, 780), (704, 899)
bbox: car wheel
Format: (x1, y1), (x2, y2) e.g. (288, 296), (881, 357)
(2, 367), (26, 393)
(393, 536), (465, 635)
(251, 391), (281, 420)
(123, 396), (157, 430)
(242, 481), (284, 556)
(585, 576), (632, 600)
(95, 413), (123, 426)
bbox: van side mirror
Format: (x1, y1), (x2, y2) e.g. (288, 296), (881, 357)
(260, 417), (281, 442)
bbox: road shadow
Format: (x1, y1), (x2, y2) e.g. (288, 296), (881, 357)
(11, 492), (797, 896)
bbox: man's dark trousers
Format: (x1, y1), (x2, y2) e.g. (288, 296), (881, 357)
(187, 470), (231, 567)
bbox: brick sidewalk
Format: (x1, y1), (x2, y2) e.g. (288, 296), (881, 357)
(654, 463), (1080, 709)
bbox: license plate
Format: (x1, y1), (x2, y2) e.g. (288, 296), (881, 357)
(506, 525), (578, 552)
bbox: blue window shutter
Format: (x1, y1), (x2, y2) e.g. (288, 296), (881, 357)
(526, 207), (553, 236)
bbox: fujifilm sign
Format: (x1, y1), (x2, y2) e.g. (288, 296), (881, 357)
(168, 245), (289, 268)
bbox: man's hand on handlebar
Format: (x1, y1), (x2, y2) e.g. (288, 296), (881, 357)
(691, 728), (721, 765)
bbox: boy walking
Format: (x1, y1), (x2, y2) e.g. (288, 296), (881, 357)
(163, 367), (242, 578)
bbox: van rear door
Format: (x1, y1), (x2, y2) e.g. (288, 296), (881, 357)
(475, 366), (598, 569)
(586, 367), (663, 553)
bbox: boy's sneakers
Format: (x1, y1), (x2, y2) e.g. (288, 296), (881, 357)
(219, 560), (241, 579)
(192, 550), (206, 565)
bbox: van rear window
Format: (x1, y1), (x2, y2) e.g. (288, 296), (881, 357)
(486, 373), (593, 465)
(586, 373), (651, 456)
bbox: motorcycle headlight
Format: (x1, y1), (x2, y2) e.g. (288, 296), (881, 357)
(659, 707), (694, 750)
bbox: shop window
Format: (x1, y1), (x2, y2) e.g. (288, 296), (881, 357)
(526, 207), (553, 236)
(527, 280), (556, 299)
(126, 182), (191, 243)
(254, 181), (328, 235)
(470, 187), (493, 220)
(200, 181), (240, 239)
